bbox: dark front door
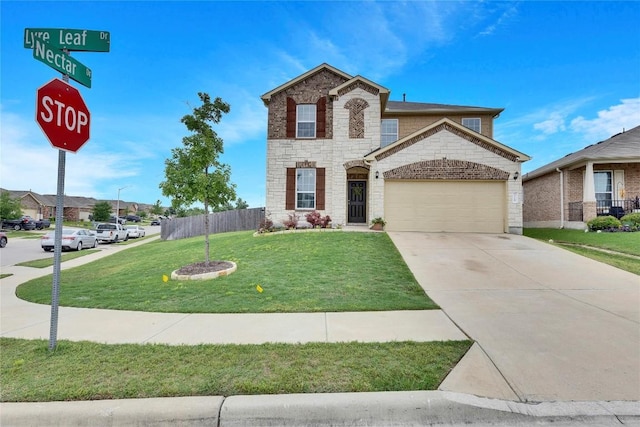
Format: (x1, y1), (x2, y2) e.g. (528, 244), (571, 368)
(348, 181), (366, 223)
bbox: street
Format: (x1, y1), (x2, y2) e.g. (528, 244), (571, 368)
(0, 225), (160, 268)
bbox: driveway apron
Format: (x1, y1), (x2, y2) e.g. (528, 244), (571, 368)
(388, 232), (640, 403)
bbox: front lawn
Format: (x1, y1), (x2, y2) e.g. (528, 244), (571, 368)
(524, 228), (640, 275)
(0, 338), (471, 402)
(16, 231), (437, 313)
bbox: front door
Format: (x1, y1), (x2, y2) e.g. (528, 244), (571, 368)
(348, 181), (366, 223)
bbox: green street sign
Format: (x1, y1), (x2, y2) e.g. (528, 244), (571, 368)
(24, 28), (110, 52)
(32, 39), (92, 88)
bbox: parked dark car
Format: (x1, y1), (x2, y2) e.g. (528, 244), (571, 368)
(35, 218), (51, 229)
(1, 216), (36, 230)
(150, 219), (161, 226)
(126, 214), (141, 222)
(0, 231), (7, 248)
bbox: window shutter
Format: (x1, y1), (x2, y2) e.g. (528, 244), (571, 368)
(286, 168), (296, 209)
(316, 97), (326, 138)
(316, 168), (325, 210)
(286, 98), (296, 138)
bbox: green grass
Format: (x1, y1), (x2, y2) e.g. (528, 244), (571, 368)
(524, 228), (640, 275)
(0, 338), (472, 402)
(0, 274), (11, 279)
(16, 231), (437, 313)
(15, 250), (100, 268)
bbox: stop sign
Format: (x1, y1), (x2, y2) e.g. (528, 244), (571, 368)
(36, 78), (90, 153)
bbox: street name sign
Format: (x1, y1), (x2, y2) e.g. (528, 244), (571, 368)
(36, 78), (91, 153)
(24, 28), (110, 52)
(32, 39), (92, 88)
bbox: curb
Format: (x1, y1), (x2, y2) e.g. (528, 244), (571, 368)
(2, 391), (638, 426)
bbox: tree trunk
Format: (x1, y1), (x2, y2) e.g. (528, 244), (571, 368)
(204, 199), (210, 265)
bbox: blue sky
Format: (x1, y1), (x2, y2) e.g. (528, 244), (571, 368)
(2, 1), (639, 209)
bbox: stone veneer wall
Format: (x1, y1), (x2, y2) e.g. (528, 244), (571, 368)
(265, 85), (382, 226)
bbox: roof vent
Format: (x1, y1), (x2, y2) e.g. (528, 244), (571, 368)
(403, 93), (406, 102)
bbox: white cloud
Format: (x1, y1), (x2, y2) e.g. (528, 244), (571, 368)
(570, 97), (640, 140)
(533, 112), (567, 135)
(478, 2), (519, 37)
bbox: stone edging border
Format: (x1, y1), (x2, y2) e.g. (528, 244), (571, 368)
(171, 261), (237, 281)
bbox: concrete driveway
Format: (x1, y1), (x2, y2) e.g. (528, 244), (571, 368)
(387, 232), (640, 403)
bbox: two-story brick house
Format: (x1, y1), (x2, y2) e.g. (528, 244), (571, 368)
(261, 63), (530, 234)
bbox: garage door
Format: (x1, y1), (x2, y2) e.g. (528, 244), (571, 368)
(384, 180), (506, 233)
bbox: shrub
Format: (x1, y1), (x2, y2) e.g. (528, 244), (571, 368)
(257, 217), (274, 234)
(283, 212), (300, 229)
(304, 211), (332, 228)
(620, 212), (640, 229)
(587, 215), (621, 231)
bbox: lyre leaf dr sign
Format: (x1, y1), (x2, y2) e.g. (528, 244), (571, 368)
(24, 28), (110, 88)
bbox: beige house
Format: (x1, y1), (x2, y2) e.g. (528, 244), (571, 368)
(523, 125), (640, 229)
(261, 63), (530, 234)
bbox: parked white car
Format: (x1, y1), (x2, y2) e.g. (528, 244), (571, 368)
(125, 225), (146, 238)
(41, 228), (98, 252)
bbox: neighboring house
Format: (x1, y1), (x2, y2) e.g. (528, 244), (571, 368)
(261, 63), (530, 234)
(522, 125), (640, 229)
(0, 189), (148, 222)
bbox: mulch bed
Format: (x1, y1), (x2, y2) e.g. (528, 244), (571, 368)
(174, 261), (234, 276)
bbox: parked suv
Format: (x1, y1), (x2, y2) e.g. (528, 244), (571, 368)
(126, 214), (141, 222)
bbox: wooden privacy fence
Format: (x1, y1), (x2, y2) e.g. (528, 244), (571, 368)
(160, 207), (265, 240)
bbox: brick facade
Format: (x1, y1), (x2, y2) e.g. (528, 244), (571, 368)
(266, 69), (348, 140)
(523, 163), (640, 228)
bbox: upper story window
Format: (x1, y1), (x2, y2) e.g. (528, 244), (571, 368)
(462, 118), (481, 133)
(297, 104), (316, 138)
(381, 119), (398, 147)
(296, 168), (316, 209)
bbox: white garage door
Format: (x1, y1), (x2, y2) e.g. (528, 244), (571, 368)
(384, 180), (506, 233)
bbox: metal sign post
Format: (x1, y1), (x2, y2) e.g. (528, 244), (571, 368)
(26, 28), (109, 350)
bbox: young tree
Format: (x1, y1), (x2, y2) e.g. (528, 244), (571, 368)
(92, 201), (112, 222)
(0, 191), (22, 220)
(159, 93), (236, 264)
(151, 200), (164, 216)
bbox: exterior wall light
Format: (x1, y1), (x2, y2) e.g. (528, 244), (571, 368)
(375, 171), (379, 179)
(513, 171), (519, 180)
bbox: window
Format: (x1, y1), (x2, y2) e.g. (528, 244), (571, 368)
(462, 118), (481, 133)
(296, 168), (316, 209)
(380, 119), (398, 147)
(296, 104), (316, 138)
(594, 171), (612, 206)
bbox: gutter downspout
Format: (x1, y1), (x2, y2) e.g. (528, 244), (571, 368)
(556, 168), (564, 228)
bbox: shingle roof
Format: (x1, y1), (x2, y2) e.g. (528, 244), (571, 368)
(384, 101), (503, 117)
(523, 125), (640, 181)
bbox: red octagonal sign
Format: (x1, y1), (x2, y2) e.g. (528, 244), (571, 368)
(36, 78), (90, 153)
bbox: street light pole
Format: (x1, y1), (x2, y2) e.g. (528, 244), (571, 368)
(116, 186), (129, 221)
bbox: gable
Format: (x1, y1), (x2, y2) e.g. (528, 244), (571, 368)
(261, 63), (352, 105)
(365, 118), (529, 163)
(264, 67), (349, 140)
